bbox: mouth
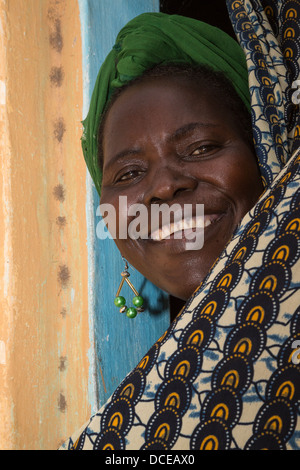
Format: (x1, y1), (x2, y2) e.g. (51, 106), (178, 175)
(150, 213), (222, 241)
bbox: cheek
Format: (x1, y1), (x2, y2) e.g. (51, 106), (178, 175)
(238, 164), (262, 204)
(220, 152), (262, 204)
(100, 192), (142, 246)
(99, 192), (121, 239)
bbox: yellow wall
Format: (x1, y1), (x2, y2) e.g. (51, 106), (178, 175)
(0, 0), (90, 449)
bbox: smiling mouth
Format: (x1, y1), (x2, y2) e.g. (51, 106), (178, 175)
(150, 214), (222, 241)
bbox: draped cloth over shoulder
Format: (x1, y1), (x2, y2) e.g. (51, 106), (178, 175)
(82, 12), (250, 197)
(61, 0), (300, 450)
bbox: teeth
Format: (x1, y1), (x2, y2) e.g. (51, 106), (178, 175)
(151, 216), (214, 241)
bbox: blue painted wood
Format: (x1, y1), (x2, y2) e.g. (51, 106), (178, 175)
(78, 0), (169, 411)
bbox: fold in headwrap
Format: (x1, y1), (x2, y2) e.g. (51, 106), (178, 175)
(82, 12), (250, 197)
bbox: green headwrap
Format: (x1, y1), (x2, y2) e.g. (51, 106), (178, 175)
(82, 12), (250, 197)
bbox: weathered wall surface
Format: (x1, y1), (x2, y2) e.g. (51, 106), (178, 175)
(78, 0), (168, 414)
(0, 0), (90, 450)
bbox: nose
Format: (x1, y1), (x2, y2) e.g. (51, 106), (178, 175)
(143, 164), (197, 205)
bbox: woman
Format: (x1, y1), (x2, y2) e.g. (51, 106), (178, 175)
(99, 62), (263, 302)
(61, 0), (300, 450)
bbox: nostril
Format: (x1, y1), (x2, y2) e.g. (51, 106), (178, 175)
(174, 186), (193, 197)
(150, 196), (162, 205)
(150, 186), (193, 205)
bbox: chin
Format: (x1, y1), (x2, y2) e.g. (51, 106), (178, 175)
(163, 270), (209, 301)
(163, 248), (225, 301)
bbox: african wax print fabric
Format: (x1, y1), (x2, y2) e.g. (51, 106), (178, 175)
(61, 0), (300, 450)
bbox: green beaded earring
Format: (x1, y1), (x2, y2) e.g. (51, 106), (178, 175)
(114, 258), (144, 318)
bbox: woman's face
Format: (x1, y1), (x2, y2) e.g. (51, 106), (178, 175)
(101, 77), (264, 300)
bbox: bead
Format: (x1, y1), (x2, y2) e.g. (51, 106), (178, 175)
(132, 295), (144, 307)
(114, 296), (126, 307)
(120, 306), (127, 313)
(126, 307), (137, 318)
(137, 307), (144, 313)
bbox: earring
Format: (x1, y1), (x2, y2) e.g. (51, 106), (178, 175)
(114, 258), (144, 318)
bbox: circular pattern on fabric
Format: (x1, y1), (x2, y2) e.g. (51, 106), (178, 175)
(265, 1), (279, 35)
(254, 65), (272, 85)
(254, 183), (285, 214)
(71, 429), (87, 451)
(192, 288), (230, 321)
(227, 233), (258, 263)
(200, 387), (243, 429)
(244, 431), (285, 450)
(237, 290), (279, 330)
(211, 355), (253, 395)
(178, 315), (215, 351)
(145, 408), (182, 448)
(101, 397), (134, 436)
(210, 261), (244, 292)
(112, 369), (146, 405)
(224, 322), (266, 361)
(278, 208), (300, 233)
(190, 418), (231, 450)
(245, 209), (271, 236)
(155, 377), (192, 415)
(266, 365), (300, 405)
(259, 82), (276, 106)
(164, 346), (202, 383)
(94, 428), (125, 450)
(249, 260), (291, 297)
(253, 398), (297, 443)
(263, 231), (300, 266)
(141, 439), (169, 450)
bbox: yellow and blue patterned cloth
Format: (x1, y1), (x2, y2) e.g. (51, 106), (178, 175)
(61, 0), (300, 450)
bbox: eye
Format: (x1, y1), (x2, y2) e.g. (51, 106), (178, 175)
(116, 168), (144, 183)
(190, 143), (220, 157)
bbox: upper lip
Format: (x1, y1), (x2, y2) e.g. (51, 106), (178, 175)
(149, 213), (222, 241)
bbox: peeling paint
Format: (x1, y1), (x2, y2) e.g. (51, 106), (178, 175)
(0, 0), (90, 450)
(49, 19), (63, 53)
(58, 264), (71, 288)
(49, 66), (64, 87)
(53, 184), (65, 202)
(58, 356), (67, 372)
(58, 393), (67, 413)
(56, 215), (67, 227)
(60, 307), (67, 318)
(53, 117), (66, 142)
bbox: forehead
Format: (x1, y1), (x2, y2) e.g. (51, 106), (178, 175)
(105, 76), (221, 125)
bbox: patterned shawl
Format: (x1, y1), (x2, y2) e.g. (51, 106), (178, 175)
(61, 0), (300, 450)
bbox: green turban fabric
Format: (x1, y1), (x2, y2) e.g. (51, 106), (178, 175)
(82, 12), (250, 197)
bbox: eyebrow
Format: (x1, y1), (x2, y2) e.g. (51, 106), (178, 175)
(104, 148), (143, 170)
(167, 121), (220, 142)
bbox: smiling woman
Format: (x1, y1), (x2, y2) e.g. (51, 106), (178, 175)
(60, 1), (300, 450)
(100, 67), (263, 300)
